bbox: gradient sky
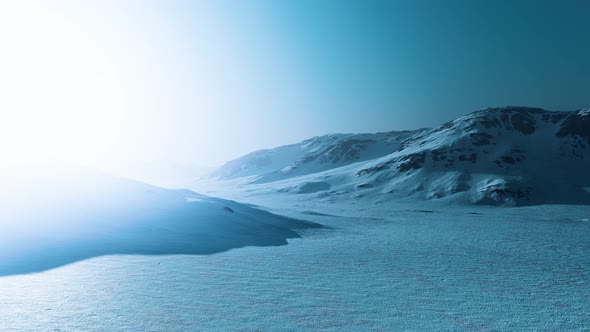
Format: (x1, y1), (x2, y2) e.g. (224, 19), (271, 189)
(1, 0), (589, 171)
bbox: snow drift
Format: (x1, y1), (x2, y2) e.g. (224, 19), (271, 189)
(0, 162), (320, 276)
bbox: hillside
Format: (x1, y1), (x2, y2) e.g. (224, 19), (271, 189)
(211, 130), (421, 183)
(0, 162), (319, 276)
(205, 107), (590, 206)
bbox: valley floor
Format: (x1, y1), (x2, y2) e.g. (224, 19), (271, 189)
(1, 195), (590, 331)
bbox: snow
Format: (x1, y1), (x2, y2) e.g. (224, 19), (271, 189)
(210, 131), (417, 184)
(1, 196), (589, 330)
(0, 163), (320, 276)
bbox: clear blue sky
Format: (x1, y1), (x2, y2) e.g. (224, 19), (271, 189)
(2, 0), (589, 169)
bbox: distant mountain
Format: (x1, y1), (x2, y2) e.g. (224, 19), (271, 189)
(210, 130), (421, 183)
(207, 107), (590, 206)
(108, 160), (214, 188)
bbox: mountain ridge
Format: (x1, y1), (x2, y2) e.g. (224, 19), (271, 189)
(205, 106), (590, 206)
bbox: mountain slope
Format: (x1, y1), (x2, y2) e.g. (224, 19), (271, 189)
(210, 130), (421, 183)
(349, 106), (590, 205)
(206, 106), (590, 206)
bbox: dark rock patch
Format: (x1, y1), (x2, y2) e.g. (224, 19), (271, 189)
(357, 163), (391, 176)
(556, 111), (590, 144)
(542, 112), (569, 124)
(397, 152), (426, 172)
(431, 148), (445, 161)
(501, 156), (516, 164)
(479, 117), (502, 129)
(458, 153), (477, 163)
(510, 112), (536, 135)
(302, 211), (338, 217)
(469, 132), (494, 146)
(495, 155), (517, 167)
(490, 188), (530, 199)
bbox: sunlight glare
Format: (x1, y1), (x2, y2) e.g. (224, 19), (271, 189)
(0, 1), (165, 172)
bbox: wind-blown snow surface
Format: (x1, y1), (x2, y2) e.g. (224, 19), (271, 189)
(1, 194), (589, 331)
(0, 162), (319, 276)
(205, 107), (590, 206)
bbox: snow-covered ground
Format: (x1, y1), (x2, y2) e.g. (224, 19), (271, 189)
(0, 163), (319, 276)
(1, 190), (589, 330)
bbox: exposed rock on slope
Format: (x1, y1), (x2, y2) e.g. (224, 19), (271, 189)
(208, 107), (590, 206)
(350, 107), (590, 205)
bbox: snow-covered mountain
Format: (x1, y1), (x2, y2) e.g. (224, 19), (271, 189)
(205, 107), (590, 206)
(211, 130), (420, 183)
(0, 162), (319, 276)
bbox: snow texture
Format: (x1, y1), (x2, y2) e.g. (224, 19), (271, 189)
(1, 197), (589, 331)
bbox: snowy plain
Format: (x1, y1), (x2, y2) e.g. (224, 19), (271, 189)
(1, 188), (589, 331)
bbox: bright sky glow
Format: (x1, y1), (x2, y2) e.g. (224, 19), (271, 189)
(0, 1), (318, 175)
(1, 0), (589, 177)
(0, 2), (172, 170)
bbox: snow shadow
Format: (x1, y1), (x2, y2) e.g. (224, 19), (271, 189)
(0, 167), (322, 277)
